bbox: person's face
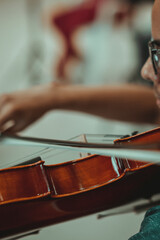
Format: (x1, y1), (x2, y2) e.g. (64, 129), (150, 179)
(141, 0), (160, 107)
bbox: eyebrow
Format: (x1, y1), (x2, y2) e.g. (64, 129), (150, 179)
(154, 40), (160, 47)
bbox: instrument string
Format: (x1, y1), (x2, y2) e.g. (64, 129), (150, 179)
(0, 134), (120, 169)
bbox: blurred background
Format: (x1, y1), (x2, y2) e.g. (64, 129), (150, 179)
(0, 0), (157, 239)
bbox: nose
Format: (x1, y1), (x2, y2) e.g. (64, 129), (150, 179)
(141, 57), (158, 83)
(141, 57), (160, 107)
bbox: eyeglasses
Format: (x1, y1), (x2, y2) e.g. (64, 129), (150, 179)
(148, 40), (160, 75)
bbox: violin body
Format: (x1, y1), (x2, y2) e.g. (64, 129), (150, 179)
(1, 127), (160, 239)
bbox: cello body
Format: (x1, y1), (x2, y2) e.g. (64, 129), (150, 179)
(1, 127), (160, 239)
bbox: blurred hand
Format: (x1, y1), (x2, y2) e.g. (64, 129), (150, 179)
(0, 83), (57, 133)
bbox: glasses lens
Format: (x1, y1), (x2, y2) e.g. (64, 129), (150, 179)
(153, 54), (159, 63)
(148, 41), (160, 75)
(153, 53), (160, 74)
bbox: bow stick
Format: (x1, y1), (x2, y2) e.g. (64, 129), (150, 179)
(0, 133), (160, 163)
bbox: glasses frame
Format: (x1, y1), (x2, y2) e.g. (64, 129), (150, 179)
(148, 40), (160, 75)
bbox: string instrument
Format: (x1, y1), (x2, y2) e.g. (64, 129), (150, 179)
(1, 127), (160, 239)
